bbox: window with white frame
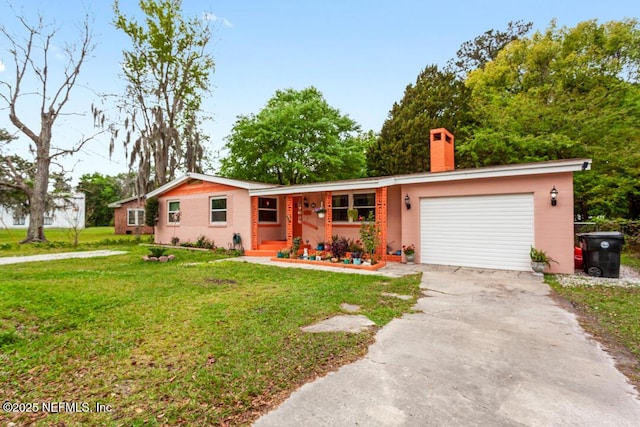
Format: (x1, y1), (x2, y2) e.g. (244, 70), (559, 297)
(258, 197), (278, 223)
(210, 197), (227, 223)
(331, 193), (376, 222)
(127, 209), (145, 226)
(43, 216), (54, 225)
(12, 216), (25, 225)
(168, 200), (181, 223)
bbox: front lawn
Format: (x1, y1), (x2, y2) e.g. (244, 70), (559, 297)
(0, 227), (143, 256)
(0, 246), (421, 426)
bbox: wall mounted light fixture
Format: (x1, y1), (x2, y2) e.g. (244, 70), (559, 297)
(404, 194), (411, 209)
(550, 186), (559, 206)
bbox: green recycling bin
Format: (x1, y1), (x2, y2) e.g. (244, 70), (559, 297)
(577, 232), (624, 278)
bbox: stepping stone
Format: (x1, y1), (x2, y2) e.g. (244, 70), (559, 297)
(340, 303), (361, 312)
(301, 315), (375, 333)
(381, 292), (413, 300)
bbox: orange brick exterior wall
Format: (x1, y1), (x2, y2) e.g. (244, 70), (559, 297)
(113, 199), (154, 235)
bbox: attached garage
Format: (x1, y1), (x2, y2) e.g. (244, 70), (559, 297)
(420, 194), (534, 271)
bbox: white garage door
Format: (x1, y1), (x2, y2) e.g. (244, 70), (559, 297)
(420, 194), (534, 271)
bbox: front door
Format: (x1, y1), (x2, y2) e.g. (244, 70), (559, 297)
(292, 196), (303, 239)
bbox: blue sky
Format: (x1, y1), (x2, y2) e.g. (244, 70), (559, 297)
(1, 0), (638, 182)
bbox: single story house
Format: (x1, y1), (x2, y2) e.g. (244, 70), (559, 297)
(0, 193), (86, 229)
(108, 196), (154, 235)
(142, 129), (591, 274)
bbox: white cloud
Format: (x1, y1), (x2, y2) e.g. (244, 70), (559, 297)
(202, 12), (233, 28)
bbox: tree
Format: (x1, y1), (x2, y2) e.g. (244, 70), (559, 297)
(77, 173), (129, 227)
(219, 87), (366, 185)
(366, 65), (473, 176)
(463, 19), (640, 219)
(108, 0), (216, 194)
(450, 20), (533, 77)
(0, 13), (95, 242)
(367, 22), (532, 177)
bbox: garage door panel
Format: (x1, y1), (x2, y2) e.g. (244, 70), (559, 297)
(420, 194), (534, 271)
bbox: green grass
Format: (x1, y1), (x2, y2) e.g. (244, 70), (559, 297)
(0, 245), (421, 426)
(0, 227), (145, 256)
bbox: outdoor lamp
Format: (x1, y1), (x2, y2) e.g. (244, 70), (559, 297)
(550, 186), (558, 206)
(405, 194), (411, 209)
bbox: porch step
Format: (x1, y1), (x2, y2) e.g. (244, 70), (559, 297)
(258, 240), (288, 251)
(245, 249), (279, 257)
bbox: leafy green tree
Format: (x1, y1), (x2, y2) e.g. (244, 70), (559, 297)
(107, 0), (216, 193)
(77, 173), (127, 227)
(220, 87), (366, 185)
(450, 20), (533, 76)
(367, 65), (472, 176)
(464, 19), (640, 219)
(367, 22), (532, 177)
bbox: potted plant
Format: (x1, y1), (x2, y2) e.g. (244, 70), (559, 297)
(314, 204), (326, 218)
(292, 236), (302, 257)
(327, 235), (349, 261)
(360, 212), (380, 264)
(529, 246), (557, 276)
(351, 251), (363, 265)
(347, 208), (359, 222)
(403, 244), (416, 264)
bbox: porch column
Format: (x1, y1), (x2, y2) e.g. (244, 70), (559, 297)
(376, 187), (388, 259)
(324, 191), (332, 244)
(251, 196), (259, 250)
(286, 195), (293, 248)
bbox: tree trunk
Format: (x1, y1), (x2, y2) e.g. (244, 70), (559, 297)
(22, 120), (52, 243)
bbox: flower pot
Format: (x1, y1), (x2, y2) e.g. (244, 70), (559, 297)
(405, 253), (415, 264)
(353, 258), (362, 265)
(317, 212), (325, 218)
(531, 261), (546, 276)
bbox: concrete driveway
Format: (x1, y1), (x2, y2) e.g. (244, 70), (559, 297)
(254, 265), (640, 426)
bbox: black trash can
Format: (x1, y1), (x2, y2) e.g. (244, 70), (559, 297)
(577, 232), (625, 278)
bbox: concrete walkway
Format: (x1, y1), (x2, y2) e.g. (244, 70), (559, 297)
(254, 264), (640, 426)
(0, 250), (127, 265)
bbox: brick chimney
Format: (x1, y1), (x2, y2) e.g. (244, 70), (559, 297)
(430, 128), (455, 172)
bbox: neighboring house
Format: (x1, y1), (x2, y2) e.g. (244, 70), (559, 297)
(145, 129), (591, 274)
(0, 193), (86, 229)
(108, 196), (154, 235)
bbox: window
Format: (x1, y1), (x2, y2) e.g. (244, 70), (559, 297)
(43, 216), (54, 225)
(12, 216), (25, 225)
(210, 197), (227, 223)
(168, 201), (181, 223)
(258, 197), (278, 223)
(127, 209), (145, 226)
(353, 193), (376, 220)
(331, 193), (376, 222)
(331, 194), (349, 222)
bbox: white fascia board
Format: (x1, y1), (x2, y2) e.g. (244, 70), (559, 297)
(146, 173), (277, 198)
(145, 175), (191, 199)
(249, 177), (395, 196)
(395, 159), (592, 185)
(186, 172), (276, 190)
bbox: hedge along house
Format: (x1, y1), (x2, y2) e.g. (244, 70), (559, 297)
(147, 129), (591, 273)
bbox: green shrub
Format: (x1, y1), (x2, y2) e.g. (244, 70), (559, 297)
(148, 247), (168, 258)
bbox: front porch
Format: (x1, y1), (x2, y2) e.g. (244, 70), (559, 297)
(245, 187), (403, 262)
